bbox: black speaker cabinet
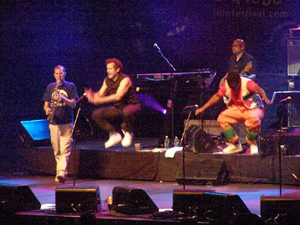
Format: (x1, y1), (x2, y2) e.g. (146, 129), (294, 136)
(55, 186), (101, 213)
(0, 185), (41, 213)
(173, 189), (215, 216)
(112, 186), (158, 215)
(261, 196), (300, 223)
(175, 158), (229, 186)
(173, 191), (251, 222)
(259, 132), (300, 156)
(185, 125), (216, 153)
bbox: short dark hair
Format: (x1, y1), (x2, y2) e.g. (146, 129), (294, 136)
(106, 58), (123, 71)
(227, 71), (241, 85)
(54, 65), (66, 73)
(234, 39), (245, 48)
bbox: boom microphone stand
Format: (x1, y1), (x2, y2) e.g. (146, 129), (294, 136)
(271, 91), (295, 196)
(154, 43), (177, 138)
(179, 107), (193, 190)
(278, 99), (289, 196)
(71, 93), (86, 186)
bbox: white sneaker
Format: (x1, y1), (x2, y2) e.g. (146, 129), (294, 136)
(121, 130), (133, 147)
(250, 143), (258, 155)
(55, 172), (66, 183)
(105, 132), (122, 148)
(223, 142), (243, 154)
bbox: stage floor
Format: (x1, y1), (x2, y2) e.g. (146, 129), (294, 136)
(1, 176), (300, 218)
(2, 136), (300, 224)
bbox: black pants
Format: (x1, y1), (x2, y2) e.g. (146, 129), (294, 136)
(92, 104), (141, 133)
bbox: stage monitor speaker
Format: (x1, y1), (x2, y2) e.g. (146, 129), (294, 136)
(173, 189), (215, 217)
(173, 191), (251, 222)
(0, 185), (41, 213)
(185, 125), (216, 153)
(261, 196), (300, 223)
(288, 39), (300, 76)
(175, 158), (229, 186)
(55, 186), (101, 213)
(112, 186), (158, 215)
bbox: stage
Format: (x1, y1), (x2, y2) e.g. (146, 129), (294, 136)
(1, 176), (300, 224)
(8, 135), (300, 186)
(2, 136), (300, 224)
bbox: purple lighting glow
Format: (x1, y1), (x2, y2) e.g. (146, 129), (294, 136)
(136, 94), (167, 114)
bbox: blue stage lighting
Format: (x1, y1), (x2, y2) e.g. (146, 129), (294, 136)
(20, 119), (50, 141)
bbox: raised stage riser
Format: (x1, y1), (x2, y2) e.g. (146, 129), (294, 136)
(14, 146), (300, 186)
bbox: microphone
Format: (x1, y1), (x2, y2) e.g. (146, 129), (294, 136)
(184, 104), (199, 109)
(77, 93), (87, 103)
(153, 43), (161, 51)
(279, 96), (291, 103)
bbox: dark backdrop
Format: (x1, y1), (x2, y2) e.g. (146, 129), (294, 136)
(1, 0), (300, 141)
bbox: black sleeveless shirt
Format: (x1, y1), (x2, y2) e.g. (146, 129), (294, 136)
(105, 73), (139, 109)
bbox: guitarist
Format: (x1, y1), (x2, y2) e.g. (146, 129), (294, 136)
(219, 39), (256, 88)
(43, 65), (78, 183)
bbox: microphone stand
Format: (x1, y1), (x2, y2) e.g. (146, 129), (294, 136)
(179, 108), (193, 190)
(71, 95), (85, 186)
(155, 44), (177, 138)
(278, 100), (289, 196)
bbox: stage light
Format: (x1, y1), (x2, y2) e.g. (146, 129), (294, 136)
(136, 94), (166, 114)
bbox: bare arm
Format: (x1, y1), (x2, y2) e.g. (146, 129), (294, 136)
(85, 77), (131, 105)
(195, 92), (222, 116)
(253, 86), (271, 105)
(44, 101), (50, 115)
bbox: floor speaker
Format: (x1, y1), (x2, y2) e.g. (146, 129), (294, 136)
(55, 186), (101, 213)
(173, 191), (251, 222)
(0, 185), (41, 213)
(112, 186), (158, 215)
(185, 125), (216, 153)
(173, 189), (215, 217)
(175, 158), (229, 186)
(261, 196), (300, 223)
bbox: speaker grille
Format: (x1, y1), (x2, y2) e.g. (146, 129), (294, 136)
(173, 191), (251, 222)
(185, 125), (216, 153)
(112, 186), (158, 215)
(0, 185), (41, 213)
(55, 186), (101, 213)
(261, 196), (300, 222)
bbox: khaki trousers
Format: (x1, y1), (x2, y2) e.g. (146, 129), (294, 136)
(49, 123), (73, 175)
